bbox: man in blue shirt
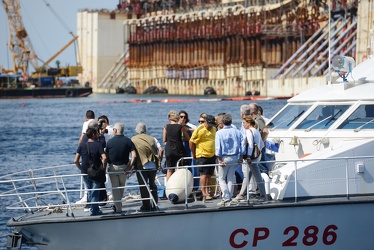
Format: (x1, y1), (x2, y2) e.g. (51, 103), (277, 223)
(215, 114), (246, 206)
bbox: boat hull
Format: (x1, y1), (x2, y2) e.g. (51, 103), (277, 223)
(10, 200), (374, 250)
(0, 87), (92, 98)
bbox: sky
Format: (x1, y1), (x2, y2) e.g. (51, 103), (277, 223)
(0, 0), (118, 73)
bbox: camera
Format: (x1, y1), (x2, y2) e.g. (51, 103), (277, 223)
(98, 120), (108, 134)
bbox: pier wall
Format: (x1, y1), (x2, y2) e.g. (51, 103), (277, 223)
(85, 0), (372, 97)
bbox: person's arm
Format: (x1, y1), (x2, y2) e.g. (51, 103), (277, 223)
(158, 146), (164, 162)
(181, 126), (190, 141)
(189, 140), (196, 160)
(126, 150), (137, 172)
(153, 137), (164, 160)
(163, 126), (167, 144)
(78, 133), (84, 145)
(74, 153), (81, 170)
(101, 153), (107, 169)
(238, 132), (245, 164)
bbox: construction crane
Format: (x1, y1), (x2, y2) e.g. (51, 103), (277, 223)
(1, 0), (82, 79)
(2, 0), (39, 74)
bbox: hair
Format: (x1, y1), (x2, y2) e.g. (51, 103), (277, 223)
(243, 115), (256, 126)
(86, 110), (95, 119)
(113, 123), (124, 135)
(168, 110), (179, 122)
(221, 114), (232, 126)
(216, 115), (223, 125)
(86, 127), (98, 139)
(98, 115), (109, 124)
(135, 123), (147, 134)
(217, 112), (226, 116)
(249, 103), (259, 113)
(87, 119), (99, 129)
(258, 106), (263, 115)
(179, 110), (190, 123)
(200, 113), (207, 119)
(240, 105), (251, 116)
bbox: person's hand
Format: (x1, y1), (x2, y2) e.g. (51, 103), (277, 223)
(218, 160), (226, 167)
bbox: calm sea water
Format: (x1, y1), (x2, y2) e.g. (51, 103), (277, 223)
(0, 93), (286, 248)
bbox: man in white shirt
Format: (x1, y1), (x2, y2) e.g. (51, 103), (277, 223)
(78, 110), (95, 145)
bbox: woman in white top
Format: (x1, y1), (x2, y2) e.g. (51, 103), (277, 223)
(234, 116), (267, 203)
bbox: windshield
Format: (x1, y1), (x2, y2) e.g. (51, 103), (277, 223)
(296, 105), (350, 130)
(268, 105), (311, 130)
(338, 104), (374, 130)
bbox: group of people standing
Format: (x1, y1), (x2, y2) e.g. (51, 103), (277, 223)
(74, 110), (163, 215)
(164, 103), (275, 206)
(73, 102), (276, 215)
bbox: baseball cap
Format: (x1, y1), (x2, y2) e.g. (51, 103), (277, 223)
(205, 115), (216, 127)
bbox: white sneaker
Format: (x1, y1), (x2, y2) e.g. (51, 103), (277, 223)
(75, 197), (87, 204)
(99, 203), (112, 208)
(217, 200), (231, 207)
(232, 194), (245, 202)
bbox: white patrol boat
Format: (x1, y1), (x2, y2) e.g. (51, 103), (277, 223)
(2, 56), (374, 250)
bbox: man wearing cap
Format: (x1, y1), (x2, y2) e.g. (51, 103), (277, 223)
(132, 123), (163, 211)
(189, 114), (217, 200)
(105, 123), (136, 213)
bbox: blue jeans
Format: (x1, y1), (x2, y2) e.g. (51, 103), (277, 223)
(83, 175), (101, 214)
(246, 158), (266, 197)
(218, 155), (239, 201)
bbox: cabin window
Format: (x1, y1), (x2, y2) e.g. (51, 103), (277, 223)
(338, 104), (374, 130)
(268, 105), (311, 130)
(295, 105), (350, 130)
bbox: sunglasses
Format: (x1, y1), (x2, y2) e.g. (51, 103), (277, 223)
(198, 120), (205, 124)
(180, 115), (186, 119)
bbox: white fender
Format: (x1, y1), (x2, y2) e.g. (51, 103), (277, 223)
(165, 169), (193, 203)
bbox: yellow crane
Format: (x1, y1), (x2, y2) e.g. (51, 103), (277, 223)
(1, 0), (82, 79)
(2, 0), (39, 74)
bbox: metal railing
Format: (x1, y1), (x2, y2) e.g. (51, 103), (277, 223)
(1, 154), (373, 216)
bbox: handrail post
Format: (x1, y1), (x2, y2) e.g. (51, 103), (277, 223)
(244, 161), (250, 205)
(185, 164), (189, 210)
(294, 160), (298, 203)
(345, 158), (350, 200)
(59, 176), (74, 217)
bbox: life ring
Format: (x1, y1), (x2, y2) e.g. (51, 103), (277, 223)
(65, 89), (76, 97)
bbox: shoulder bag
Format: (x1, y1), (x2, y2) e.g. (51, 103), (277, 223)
(249, 129), (261, 160)
(85, 142), (106, 183)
